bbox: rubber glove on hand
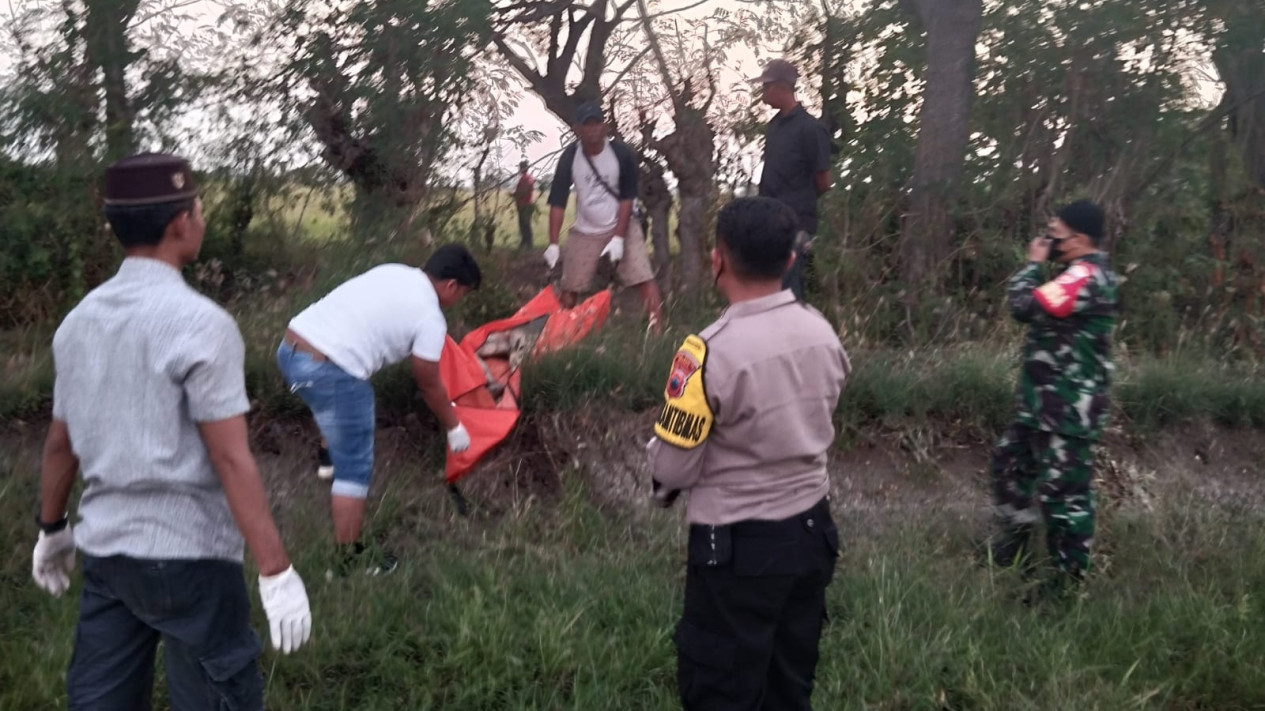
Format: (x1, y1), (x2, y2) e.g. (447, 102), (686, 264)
(258, 566), (313, 654)
(543, 244), (560, 269)
(448, 423), (471, 453)
(600, 236), (625, 264)
(32, 527), (76, 597)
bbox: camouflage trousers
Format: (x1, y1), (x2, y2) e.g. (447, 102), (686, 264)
(990, 422), (1096, 577)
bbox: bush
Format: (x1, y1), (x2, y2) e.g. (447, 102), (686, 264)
(0, 159), (114, 326)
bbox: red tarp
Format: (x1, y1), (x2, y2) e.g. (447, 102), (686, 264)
(439, 286), (611, 482)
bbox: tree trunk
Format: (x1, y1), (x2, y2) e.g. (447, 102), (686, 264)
(1208, 125), (1229, 289)
(641, 161), (673, 290)
(84, 0), (140, 161)
(654, 109), (716, 291)
(818, 0), (850, 146)
(899, 0), (982, 286)
(1216, 37), (1265, 191)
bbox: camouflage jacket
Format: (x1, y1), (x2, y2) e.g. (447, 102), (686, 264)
(1007, 252), (1119, 440)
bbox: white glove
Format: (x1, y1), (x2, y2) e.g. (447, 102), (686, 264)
(448, 422), (471, 453)
(543, 244), (560, 269)
(600, 236), (625, 263)
(258, 566), (312, 654)
(32, 527), (76, 597)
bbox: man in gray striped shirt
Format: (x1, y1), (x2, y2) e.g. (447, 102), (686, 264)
(32, 153), (312, 709)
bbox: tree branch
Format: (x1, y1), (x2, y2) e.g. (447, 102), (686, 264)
(493, 0), (592, 27)
(636, 0), (684, 114)
(577, 0), (612, 99)
(605, 44), (654, 89)
(701, 26), (717, 114)
(557, 5), (594, 79)
(613, 0), (639, 21)
(493, 34), (546, 90)
(637, 0), (710, 22)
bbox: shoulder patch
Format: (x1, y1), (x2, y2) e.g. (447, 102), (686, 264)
(654, 334), (714, 449)
(1035, 265), (1093, 318)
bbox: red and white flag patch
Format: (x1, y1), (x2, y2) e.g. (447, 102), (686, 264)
(1035, 264), (1094, 318)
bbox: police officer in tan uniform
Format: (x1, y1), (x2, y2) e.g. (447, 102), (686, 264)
(647, 196), (851, 710)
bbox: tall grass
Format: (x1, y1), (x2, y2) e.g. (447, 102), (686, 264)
(6, 433), (1265, 709)
(8, 307), (1265, 437)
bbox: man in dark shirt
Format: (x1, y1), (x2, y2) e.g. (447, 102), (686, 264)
(754, 59), (833, 301)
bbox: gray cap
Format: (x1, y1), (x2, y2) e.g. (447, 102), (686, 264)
(752, 59), (799, 86)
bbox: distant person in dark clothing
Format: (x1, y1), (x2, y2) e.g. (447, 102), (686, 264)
(514, 160), (535, 249)
(754, 58), (833, 301)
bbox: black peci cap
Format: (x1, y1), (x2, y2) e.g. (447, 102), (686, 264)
(104, 153), (197, 206)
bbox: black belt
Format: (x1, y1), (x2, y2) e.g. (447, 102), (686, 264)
(727, 497), (831, 538)
(687, 497), (834, 570)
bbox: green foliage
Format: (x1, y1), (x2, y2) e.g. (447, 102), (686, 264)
(0, 159), (111, 326)
(841, 347), (1016, 437)
(271, 0), (494, 235)
(1116, 356), (1265, 430)
(804, 0), (1265, 354)
(522, 330), (677, 415)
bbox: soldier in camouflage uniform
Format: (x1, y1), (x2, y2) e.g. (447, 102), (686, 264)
(985, 199), (1119, 597)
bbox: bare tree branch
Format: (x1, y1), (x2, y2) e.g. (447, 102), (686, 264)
(635, 0), (684, 114)
(640, 0), (710, 22)
(701, 25), (717, 114)
(132, 0), (203, 27)
(493, 34), (546, 89)
(606, 44), (654, 89)
(614, 0), (639, 21)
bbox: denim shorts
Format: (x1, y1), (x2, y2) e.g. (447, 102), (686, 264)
(276, 341), (376, 498)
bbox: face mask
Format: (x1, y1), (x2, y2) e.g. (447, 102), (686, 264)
(1047, 233), (1067, 262)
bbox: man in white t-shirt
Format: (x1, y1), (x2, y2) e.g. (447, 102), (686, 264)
(544, 101), (664, 333)
(276, 244), (481, 576)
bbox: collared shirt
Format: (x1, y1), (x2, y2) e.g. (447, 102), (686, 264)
(759, 104), (832, 234)
(648, 290), (851, 525)
(52, 257), (250, 561)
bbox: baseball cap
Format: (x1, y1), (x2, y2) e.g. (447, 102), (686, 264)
(751, 59), (799, 86)
(574, 101), (605, 124)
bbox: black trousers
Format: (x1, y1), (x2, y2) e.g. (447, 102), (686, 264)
(781, 231), (815, 302)
(517, 206), (534, 249)
(675, 498), (839, 711)
(67, 555), (264, 711)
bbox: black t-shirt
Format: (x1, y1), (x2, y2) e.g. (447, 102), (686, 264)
(758, 105), (832, 234)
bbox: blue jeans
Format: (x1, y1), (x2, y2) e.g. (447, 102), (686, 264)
(276, 341), (376, 498)
(67, 555), (263, 710)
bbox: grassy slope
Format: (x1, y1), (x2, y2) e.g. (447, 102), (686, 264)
(5, 437), (1265, 709)
(5, 205), (1265, 708)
